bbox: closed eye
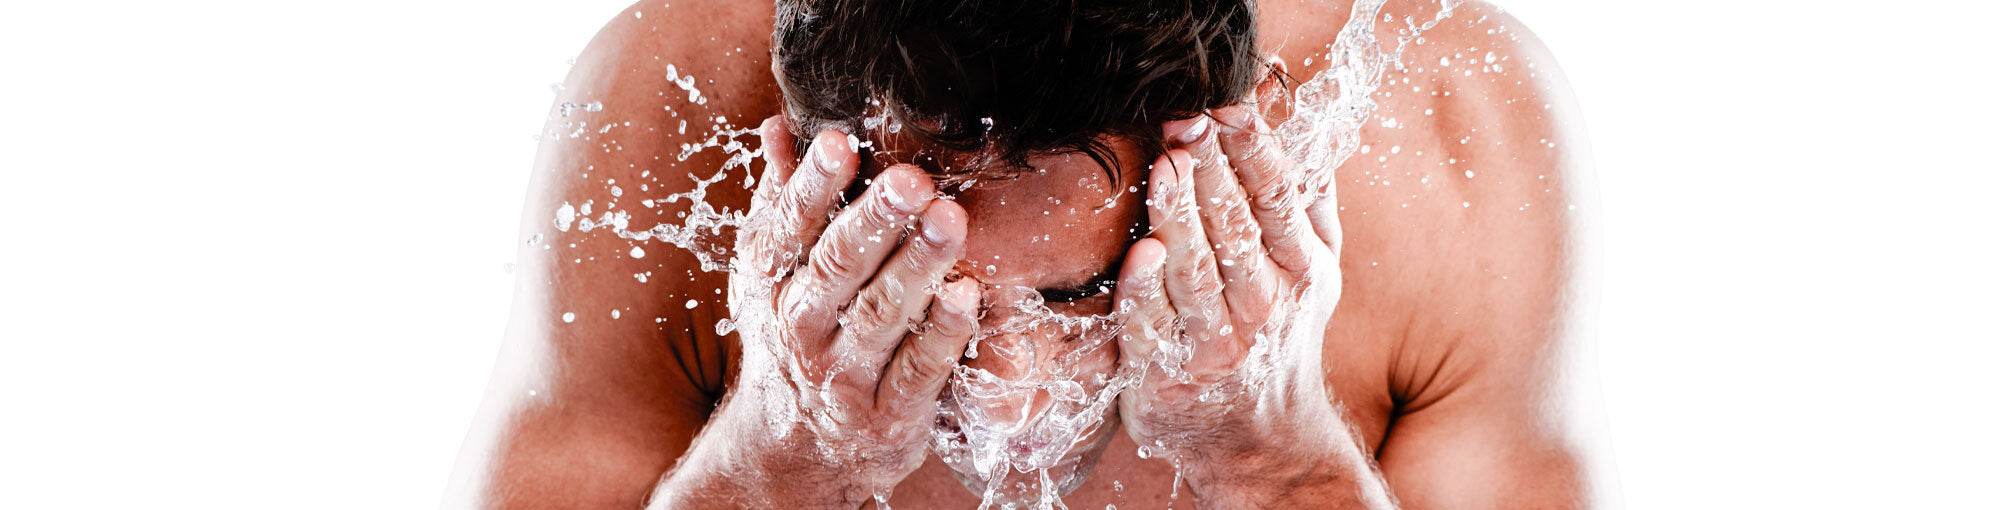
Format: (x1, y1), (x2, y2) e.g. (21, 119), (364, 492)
(1038, 273), (1118, 303)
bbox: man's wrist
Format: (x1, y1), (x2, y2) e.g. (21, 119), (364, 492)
(651, 399), (869, 509)
(1176, 405), (1392, 508)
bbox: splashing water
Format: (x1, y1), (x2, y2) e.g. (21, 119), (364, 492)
(550, 1), (1464, 507)
(1280, 0), (1461, 203)
(929, 285), (1138, 509)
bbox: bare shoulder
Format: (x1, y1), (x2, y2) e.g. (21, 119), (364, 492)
(1328, 0), (1590, 398)
(1320, 2), (1599, 504)
(446, 2), (780, 508)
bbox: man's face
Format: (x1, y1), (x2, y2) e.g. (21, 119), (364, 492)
(860, 134), (1152, 500)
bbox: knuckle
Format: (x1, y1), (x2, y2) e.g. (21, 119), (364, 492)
(810, 238), (867, 280)
(1172, 263), (1212, 290)
(1221, 197), (1258, 226)
(773, 192), (816, 231)
(898, 343), (953, 386)
(1246, 179), (1292, 215)
(846, 288), (902, 333)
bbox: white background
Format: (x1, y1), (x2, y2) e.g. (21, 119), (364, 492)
(1, 0), (1994, 508)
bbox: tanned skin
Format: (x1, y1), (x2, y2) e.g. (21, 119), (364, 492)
(446, 1), (1600, 508)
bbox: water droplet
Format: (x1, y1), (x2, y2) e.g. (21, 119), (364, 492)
(561, 312), (575, 323)
(554, 202), (576, 231)
(631, 246), (646, 258)
(611, 309), (621, 319)
(685, 299), (699, 309)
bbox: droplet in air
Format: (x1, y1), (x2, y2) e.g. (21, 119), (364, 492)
(685, 299), (699, 309)
(562, 312), (576, 323)
(631, 246), (646, 258)
(554, 202), (576, 231)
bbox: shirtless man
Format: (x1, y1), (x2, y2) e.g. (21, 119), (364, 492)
(447, 0), (1602, 507)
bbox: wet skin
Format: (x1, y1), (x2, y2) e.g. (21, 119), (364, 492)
(449, 1), (1601, 508)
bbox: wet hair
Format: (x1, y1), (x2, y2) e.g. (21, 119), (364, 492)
(772, 0), (1263, 177)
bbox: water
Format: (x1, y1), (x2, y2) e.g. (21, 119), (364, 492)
(543, 1), (1465, 507)
(929, 285), (1136, 508)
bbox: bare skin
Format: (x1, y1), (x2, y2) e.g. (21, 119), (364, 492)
(446, 0), (1599, 508)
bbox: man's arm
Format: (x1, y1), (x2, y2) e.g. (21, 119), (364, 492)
(444, 2), (779, 508)
(1360, 3), (1604, 507)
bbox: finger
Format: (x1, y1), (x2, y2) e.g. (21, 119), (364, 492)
(876, 277), (980, 412)
(1146, 149), (1228, 336)
(839, 199), (967, 361)
(1113, 237), (1174, 367)
(1214, 104), (1327, 273)
(1171, 115), (1279, 317)
(751, 116), (796, 211)
(770, 130), (860, 260)
(736, 118), (805, 277)
(783, 164), (935, 342)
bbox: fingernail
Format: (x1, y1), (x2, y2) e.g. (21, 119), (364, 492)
(1213, 105), (1255, 134)
(1168, 116), (1210, 145)
(814, 132), (846, 170)
(921, 214), (953, 244)
(882, 175), (932, 214)
(940, 280), (977, 315)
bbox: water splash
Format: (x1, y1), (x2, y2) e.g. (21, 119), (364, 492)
(929, 285), (1137, 509)
(549, 1), (1467, 507)
(1279, 0), (1460, 203)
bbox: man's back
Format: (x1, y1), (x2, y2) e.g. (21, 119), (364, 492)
(446, 1), (1601, 507)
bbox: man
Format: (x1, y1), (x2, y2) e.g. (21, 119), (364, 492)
(447, 0), (1605, 507)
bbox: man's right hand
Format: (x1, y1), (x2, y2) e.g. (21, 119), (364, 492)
(651, 117), (978, 508)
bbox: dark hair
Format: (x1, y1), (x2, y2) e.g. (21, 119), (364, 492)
(772, 0), (1262, 177)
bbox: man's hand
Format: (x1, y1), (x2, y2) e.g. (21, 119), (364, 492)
(1113, 102), (1393, 508)
(652, 117), (979, 508)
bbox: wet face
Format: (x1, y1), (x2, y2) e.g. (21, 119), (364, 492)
(858, 134), (1152, 500)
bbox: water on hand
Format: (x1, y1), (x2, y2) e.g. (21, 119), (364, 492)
(536, 1), (1468, 508)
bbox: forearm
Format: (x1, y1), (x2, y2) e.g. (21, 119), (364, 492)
(647, 406), (868, 510)
(1180, 404), (1396, 508)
